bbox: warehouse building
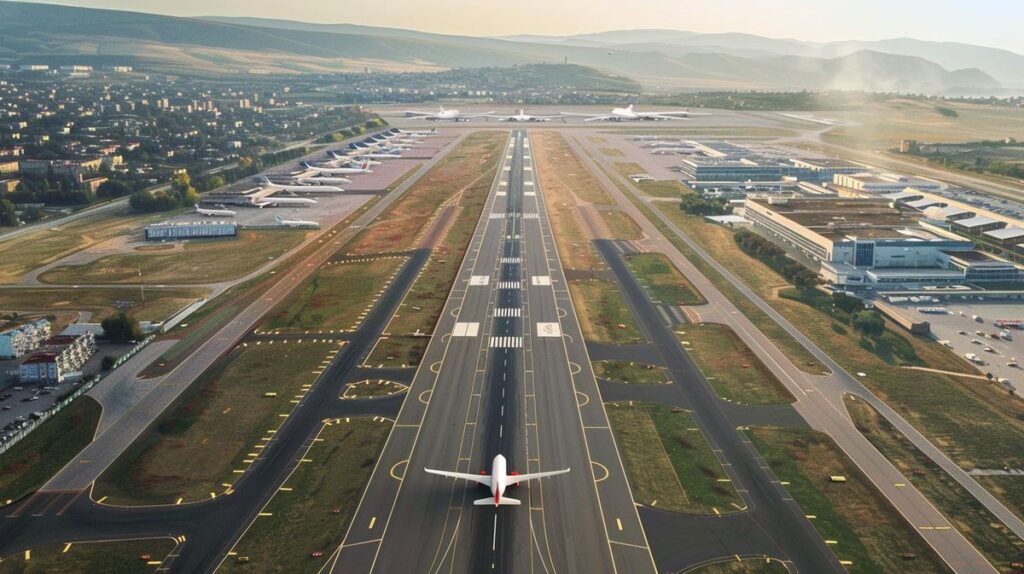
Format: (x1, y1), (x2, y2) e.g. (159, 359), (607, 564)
(983, 227), (1024, 247)
(951, 216), (1006, 235)
(144, 220), (237, 241)
(832, 172), (943, 194)
(739, 197), (1019, 286)
(0, 319), (51, 359)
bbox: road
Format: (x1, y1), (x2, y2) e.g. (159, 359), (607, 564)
(37, 131), (467, 492)
(568, 133), (1002, 573)
(331, 129), (656, 573)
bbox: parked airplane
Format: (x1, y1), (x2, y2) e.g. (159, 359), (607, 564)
(487, 109), (560, 122)
(196, 205), (237, 217)
(563, 104), (710, 122)
(301, 160), (372, 175)
(350, 151), (402, 160)
(296, 175), (351, 185)
(275, 215), (320, 229)
(425, 454), (569, 507)
(402, 106), (494, 122)
(254, 196), (317, 208)
(258, 176), (343, 193)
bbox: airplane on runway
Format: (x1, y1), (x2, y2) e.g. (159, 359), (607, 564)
(487, 109), (560, 122)
(563, 104), (710, 122)
(402, 106), (494, 122)
(425, 454), (569, 507)
(195, 205), (237, 217)
(275, 215), (320, 229)
(301, 160), (372, 175)
(257, 175), (343, 193)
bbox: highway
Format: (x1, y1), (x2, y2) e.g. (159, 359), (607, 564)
(331, 129), (656, 573)
(568, 133), (1002, 573)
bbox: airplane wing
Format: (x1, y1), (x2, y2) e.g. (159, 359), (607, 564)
(425, 468), (492, 487)
(639, 113), (690, 121)
(402, 110), (433, 118)
(461, 111), (496, 118)
(507, 468), (570, 486)
(583, 116), (614, 122)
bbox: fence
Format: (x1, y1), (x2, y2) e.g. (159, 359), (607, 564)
(0, 335), (155, 456)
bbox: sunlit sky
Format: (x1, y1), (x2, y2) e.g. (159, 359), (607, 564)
(21, 0), (1024, 54)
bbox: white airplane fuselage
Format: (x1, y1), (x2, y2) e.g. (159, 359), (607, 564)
(298, 176), (351, 185)
(490, 454), (510, 504)
(196, 206), (236, 217)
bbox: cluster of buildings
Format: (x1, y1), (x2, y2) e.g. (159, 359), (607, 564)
(1, 318), (98, 383)
(0, 319), (51, 360)
(655, 140), (1024, 289)
(18, 332), (97, 384)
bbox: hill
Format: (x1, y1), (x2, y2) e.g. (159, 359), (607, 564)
(0, 2), (1007, 94)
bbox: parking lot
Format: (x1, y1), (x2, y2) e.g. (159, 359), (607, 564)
(893, 301), (1023, 390)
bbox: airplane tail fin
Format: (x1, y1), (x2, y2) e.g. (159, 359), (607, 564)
(628, 104), (634, 111)
(474, 496), (520, 506)
(275, 215), (283, 224)
(300, 161), (311, 169)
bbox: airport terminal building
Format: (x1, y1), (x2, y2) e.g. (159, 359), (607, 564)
(741, 197), (1021, 287)
(144, 220), (238, 241)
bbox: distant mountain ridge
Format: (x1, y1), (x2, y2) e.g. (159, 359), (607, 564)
(0, 2), (1010, 94)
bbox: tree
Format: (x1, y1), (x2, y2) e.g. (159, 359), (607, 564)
(0, 198), (18, 226)
(851, 310), (885, 338)
(101, 312), (140, 342)
(97, 180), (132, 199)
(832, 292), (864, 315)
(101, 355), (116, 371)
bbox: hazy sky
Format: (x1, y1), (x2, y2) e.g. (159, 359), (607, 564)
(21, 0), (1024, 54)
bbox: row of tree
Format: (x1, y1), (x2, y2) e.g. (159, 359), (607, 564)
(679, 194), (730, 216)
(128, 172), (199, 213)
(733, 229), (820, 291)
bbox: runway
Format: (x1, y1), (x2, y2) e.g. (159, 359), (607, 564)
(331, 130), (656, 573)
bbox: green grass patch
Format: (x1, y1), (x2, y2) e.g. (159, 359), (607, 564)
(220, 418), (390, 573)
(0, 538), (176, 574)
(39, 230), (308, 285)
(0, 287), (210, 325)
(568, 279), (644, 345)
(0, 397), (101, 504)
(599, 209), (643, 240)
(677, 323), (793, 405)
(593, 360), (669, 385)
(365, 336), (428, 368)
(94, 342), (338, 505)
(607, 402), (741, 514)
(262, 257), (404, 333)
(747, 427), (950, 574)
(626, 252), (705, 306)
(845, 396), (1024, 572)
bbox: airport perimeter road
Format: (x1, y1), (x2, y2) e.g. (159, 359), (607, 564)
(568, 134), (1001, 573)
(38, 132), (467, 493)
(331, 130), (655, 573)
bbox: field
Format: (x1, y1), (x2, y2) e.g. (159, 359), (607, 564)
(747, 427), (950, 574)
(845, 396), (1024, 572)
(568, 280), (644, 345)
(0, 212), (168, 284)
(626, 253), (705, 306)
(0, 398), (101, 504)
(607, 402), (741, 514)
(613, 163), (689, 198)
(532, 131), (643, 345)
(349, 131), (506, 255)
(38, 230), (308, 285)
(94, 342), (338, 505)
(0, 538), (176, 574)
(593, 360), (669, 385)
(600, 209), (643, 240)
(220, 418), (390, 573)
(678, 324), (793, 405)
(261, 257), (405, 333)
(822, 99), (1024, 150)
(0, 287), (210, 325)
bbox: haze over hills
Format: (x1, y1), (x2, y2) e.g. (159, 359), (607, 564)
(0, 1), (1016, 94)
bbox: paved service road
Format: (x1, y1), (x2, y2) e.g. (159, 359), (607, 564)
(331, 130), (656, 573)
